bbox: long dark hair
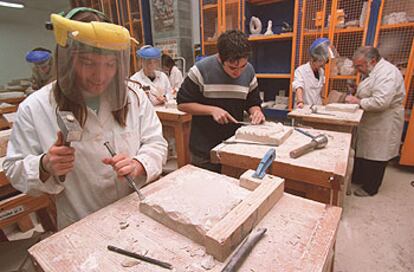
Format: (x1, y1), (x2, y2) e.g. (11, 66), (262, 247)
(53, 10), (128, 127)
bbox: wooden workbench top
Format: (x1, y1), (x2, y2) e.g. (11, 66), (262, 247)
(154, 104), (189, 116)
(288, 105), (363, 127)
(212, 127), (352, 179)
(29, 191), (341, 272)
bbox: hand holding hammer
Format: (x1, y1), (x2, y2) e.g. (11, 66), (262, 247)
(40, 111), (83, 182)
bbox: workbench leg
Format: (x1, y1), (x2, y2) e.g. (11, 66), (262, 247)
(174, 123), (190, 168)
(17, 215), (34, 232)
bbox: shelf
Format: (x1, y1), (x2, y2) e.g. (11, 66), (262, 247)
(256, 73), (291, 79)
(248, 32), (293, 42)
(204, 40), (217, 46)
(304, 27), (364, 36)
(330, 75), (357, 80)
(334, 27), (364, 34)
(247, 0), (287, 5)
(203, 3), (218, 11)
(380, 22), (414, 30)
(304, 29), (329, 36)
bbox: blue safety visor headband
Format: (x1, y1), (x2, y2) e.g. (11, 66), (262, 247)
(25, 50), (51, 63)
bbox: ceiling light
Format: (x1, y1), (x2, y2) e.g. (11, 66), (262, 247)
(0, 0), (24, 9)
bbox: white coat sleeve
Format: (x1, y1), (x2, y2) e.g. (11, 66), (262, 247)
(170, 67), (183, 89)
(134, 92), (168, 183)
(292, 67), (305, 92)
(2, 104), (64, 196)
(359, 71), (398, 112)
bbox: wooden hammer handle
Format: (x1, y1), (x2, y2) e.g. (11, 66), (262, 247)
(58, 141), (71, 182)
(289, 140), (318, 159)
(221, 228), (267, 272)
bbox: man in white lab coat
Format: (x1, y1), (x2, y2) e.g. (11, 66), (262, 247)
(130, 46), (172, 105)
(3, 9), (167, 229)
(345, 46), (405, 196)
(292, 38), (337, 108)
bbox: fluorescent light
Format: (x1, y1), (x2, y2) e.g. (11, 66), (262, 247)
(0, 0), (24, 9)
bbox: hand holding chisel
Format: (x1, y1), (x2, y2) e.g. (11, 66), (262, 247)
(103, 142), (145, 200)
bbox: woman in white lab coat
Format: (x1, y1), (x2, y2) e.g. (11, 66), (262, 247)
(3, 9), (167, 229)
(345, 46), (405, 196)
(130, 46), (172, 105)
(162, 53), (183, 94)
(292, 38), (337, 108)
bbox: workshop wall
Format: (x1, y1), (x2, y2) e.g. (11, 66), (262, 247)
(0, 1), (69, 86)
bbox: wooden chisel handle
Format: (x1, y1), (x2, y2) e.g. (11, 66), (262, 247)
(58, 141), (71, 182)
(289, 140), (318, 158)
(221, 228), (267, 272)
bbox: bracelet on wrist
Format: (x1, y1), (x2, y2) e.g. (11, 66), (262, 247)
(39, 154), (49, 174)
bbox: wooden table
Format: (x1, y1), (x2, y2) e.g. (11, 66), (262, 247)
(288, 105), (363, 194)
(0, 157), (56, 238)
(29, 183), (342, 272)
(211, 128), (352, 206)
(155, 105), (191, 168)
(288, 105), (363, 134)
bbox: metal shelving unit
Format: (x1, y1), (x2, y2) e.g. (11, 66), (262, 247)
(298, 0), (372, 101)
(373, 0), (414, 165)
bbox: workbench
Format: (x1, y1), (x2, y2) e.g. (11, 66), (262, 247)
(28, 168), (342, 272)
(154, 105), (191, 168)
(211, 128), (352, 206)
(0, 157), (56, 238)
(288, 105), (363, 194)
(288, 105), (363, 134)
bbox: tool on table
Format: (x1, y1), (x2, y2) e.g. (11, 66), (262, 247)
(237, 121), (259, 126)
(253, 148), (276, 179)
(289, 134), (328, 159)
(310, 104), (335, 116)
(222, 140), (278, 147)
(294, 128), (316, 139)
(56, 110), (83, 182)
(103, 142), (145, 200)
(107, 245), (173, 270)
(221, 228), (267, 272)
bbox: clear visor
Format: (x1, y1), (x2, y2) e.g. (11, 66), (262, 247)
(141, 58), (161, 74)
(311, 42), (339, 62)
(32, 59), (53, 80)
(56, 37), (130, 111)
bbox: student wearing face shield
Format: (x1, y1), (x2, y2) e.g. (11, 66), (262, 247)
(3, 8), (167, 229)
(130, 46), (172, 106)
(292, 38), (337, 108)
(25, 47), (54, 90)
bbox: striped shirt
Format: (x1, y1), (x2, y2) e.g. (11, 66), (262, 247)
(177, 55), (261, 158)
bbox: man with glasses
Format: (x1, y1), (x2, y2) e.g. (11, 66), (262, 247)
(177, 30), (265, 172)
(345, 46), (405, 197)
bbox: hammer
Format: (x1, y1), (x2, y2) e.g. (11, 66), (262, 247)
(56, 111), (83, 182)
(289, 134), (328, 159)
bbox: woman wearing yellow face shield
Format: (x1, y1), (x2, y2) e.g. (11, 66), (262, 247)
(3, 8), (167, 230)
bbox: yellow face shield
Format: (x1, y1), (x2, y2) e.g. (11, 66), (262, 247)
(51, 14), (130, 51)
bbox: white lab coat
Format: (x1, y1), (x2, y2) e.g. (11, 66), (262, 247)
(356, 58), (405, 161)
(292, 62), (325, 106)
(130, 70), (172, 104)
(169, 66), (183, 91)
(3, 82), (168, 229)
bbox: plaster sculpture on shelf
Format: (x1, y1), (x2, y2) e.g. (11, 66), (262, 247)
(359, 1), (368, 27)
(339, 58), (355, 76)
(383, 12), (409, 25)
(249, 16), (262, 35)
(264, 20), (274, 35)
